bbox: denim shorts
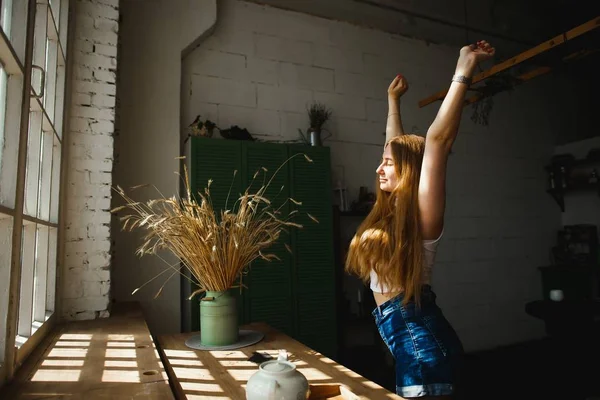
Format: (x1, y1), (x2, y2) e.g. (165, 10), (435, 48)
(372, 285), (464, 397)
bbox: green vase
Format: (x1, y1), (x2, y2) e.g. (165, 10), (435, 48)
(199, 290), (238, 346)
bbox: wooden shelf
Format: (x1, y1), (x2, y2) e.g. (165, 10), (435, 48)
(545, 156), (600, 172)
(546, 183), (599, 212)
(545, 154), (600, 211)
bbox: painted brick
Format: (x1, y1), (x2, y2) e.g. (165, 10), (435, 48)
(69, 159), (113, 172)
(202, 28), (255, 56)
(93, 70), (116, 84)
(74, 80), (116, 95)
(328, 117), (382, 145)
(90, 120), (115, 135)
(280, 112), (306, 139)
(74, 15), (95, 31)
(94, 43), (117, 57)
(365, 98), (387, 122)
(94, 18), (119, 33)
(88, 252), (111, 269)
(313, 44), (363, 73)
(83, 281), (102, 297)
(73, 93), (92, 106)
(247, 57), (279, 85)
(257, 84), (312, 114)
(74, 66), (93, 81)
(76, 27), (118, 45)
(74, 51), (116, 69)
(335, 71), (388, 100)
(276, 11), (330, 44)
(254, 34), (311, 65)
(91, 93), (116, 108)
(89, 172), (112, 185)
(190, 49), (246, 80)
(74, 39), (94, 53)
(96, 0), (119, 7)
(77, 1), (119, 20)
(314, 92), (366, 120)
(87, 225), (110, 240)
(62, 280), (84, 299)
(192, 75), (256, 107)
(70, 132), (113, 148)
(279, 63), (334, 92)
(71, 105), (115, 121)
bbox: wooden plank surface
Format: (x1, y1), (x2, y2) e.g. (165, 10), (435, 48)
(418, 15), (600, 108)
(158, 322), (404, 400)
(0, 302), (175, 399)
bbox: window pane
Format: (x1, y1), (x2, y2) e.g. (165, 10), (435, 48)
(0, 67), (6, 171)
(33, 225), (49, 322)
(38, 129), (53, 220)
(49, 0), (60, 34)
(1, 0), (29, 64)
(46, 227), (57, 312)
(18, 222), (37, 338)
(23, 111), (42, 216)
(0, 68), (23, 208)
(54, 51), (65, 138)
(49, 135), (60, 223)
(44, 37), (58, 125)
(0, 66), (8, 204)
(59, 0), (68, 55)
(31, 3), (48, 101)
(0, 213), (13, 364)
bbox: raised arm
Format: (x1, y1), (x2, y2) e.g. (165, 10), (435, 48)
(418, 40), (495, 239)
(385, 74), (408, 142)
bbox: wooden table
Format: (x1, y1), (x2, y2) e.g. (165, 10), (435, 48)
(157, 322), (403, 399)
(1, 302), (174, 399)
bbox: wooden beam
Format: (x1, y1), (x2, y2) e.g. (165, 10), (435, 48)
(418, 15), (600, 108)
(463, 48), (599, 106)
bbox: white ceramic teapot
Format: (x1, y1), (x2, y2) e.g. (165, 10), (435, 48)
(246, 350), (310, 400)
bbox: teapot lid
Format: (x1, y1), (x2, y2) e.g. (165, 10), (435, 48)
(261, 360), (295, 373)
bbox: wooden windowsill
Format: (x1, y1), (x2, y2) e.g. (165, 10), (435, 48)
(0, 302), (174, 399)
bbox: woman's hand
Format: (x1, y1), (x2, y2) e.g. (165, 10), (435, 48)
(387, 74), (408, 100)
(455, 40), (496, 77)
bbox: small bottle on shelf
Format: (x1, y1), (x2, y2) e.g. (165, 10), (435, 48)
(549, 171), (556, 190)
(559, 166), (568, 189)
(589, 169), (598, 184)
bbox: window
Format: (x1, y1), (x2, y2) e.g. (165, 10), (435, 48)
(0, 0), (69, 381)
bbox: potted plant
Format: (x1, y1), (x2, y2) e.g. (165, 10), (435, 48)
(111, 154), (316, 347)
(188, 114), (217, 138)
(300, 102), (332, 146)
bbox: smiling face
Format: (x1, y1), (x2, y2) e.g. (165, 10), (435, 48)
(376, 144), (398, 193)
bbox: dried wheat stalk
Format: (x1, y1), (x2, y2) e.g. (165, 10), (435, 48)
(112, 153), (315, 299)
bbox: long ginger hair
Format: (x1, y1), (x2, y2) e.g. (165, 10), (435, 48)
(345, 134), (426, 305)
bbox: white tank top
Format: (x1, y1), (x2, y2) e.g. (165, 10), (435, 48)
(369, 230), (443, 293)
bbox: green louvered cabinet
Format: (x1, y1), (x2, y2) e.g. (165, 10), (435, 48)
(241, 141), (294, 336)
(289, 145), (337, 357)
(183, 137), (337, 358)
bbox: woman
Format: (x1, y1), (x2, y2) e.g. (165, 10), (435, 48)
(345, 40), (496, 398)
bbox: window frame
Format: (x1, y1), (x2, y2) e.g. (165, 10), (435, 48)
(0, 0), (71, 383)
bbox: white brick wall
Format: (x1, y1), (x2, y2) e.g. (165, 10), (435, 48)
(62, 0), (119, 321)
(182, 0), (568, 351)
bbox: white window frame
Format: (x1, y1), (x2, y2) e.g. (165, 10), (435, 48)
(0, 0), (70, 384)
